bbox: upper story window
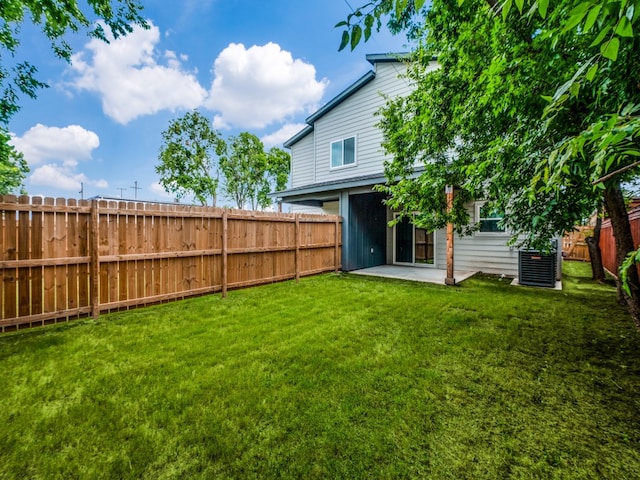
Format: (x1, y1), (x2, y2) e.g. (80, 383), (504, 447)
(331, 137), (356, 168)
(476, 202), (506, 234)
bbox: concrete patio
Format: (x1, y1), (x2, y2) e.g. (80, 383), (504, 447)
(350, 265), (477, 285)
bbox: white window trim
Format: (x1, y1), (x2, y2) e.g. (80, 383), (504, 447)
(329, 136), (357, 170)
(475, 201), (509, 236)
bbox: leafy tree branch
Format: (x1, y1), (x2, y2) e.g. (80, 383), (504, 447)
(0, 0), (147, 194)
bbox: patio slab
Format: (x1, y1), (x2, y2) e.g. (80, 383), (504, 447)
(349, 265), (477, 285)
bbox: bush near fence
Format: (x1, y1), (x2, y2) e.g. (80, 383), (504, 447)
(0, 195), (342, 332)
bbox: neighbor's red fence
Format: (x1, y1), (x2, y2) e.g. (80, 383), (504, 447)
(600, 207), (640, 277)
(0, 195), (342, 332)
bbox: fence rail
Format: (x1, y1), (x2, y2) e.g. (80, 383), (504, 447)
(0, 195), (342, 332)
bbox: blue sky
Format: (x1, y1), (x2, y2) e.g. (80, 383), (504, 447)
(8, 0), (409, 205)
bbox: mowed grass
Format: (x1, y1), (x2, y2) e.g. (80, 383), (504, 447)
(1, 262), (639, 479)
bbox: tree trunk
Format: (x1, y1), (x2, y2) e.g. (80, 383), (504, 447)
(603, 182), (640, 329)
(586, 213), (605, 282)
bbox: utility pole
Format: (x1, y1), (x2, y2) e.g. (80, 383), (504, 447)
(79, 182), (84, 200)
(117, 187), (127, 198)
(130, 180), (141, 199)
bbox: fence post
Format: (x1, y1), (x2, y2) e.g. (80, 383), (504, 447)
(295, 214), (300, 283)
(90, 199), (99, 319)
(222, 210), (228, 298)
(334, 217), (340, 273)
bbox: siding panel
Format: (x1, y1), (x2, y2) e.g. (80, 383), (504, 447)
(313, 62), (419, 183)
(454, 203), (519, 276)
(290, 201), (339, 216)
(290, 134), (314, 188)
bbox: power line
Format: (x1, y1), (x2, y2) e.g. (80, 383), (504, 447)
(117, 187), (127, 198)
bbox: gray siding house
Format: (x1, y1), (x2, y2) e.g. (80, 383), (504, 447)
(273, 53), (521, 277)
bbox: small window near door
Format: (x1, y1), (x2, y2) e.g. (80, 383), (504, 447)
(414, 227), (435, 264)
(476, 202), (506, 233)
(331, 137), (356, 168)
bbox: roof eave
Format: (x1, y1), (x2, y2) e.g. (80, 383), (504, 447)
(283, 125), (314, 148)
(305, 70), (376, 125)
(365, 52), (411, 65)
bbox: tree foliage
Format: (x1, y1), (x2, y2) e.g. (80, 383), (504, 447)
(156, 110), (224, 206)
(1, 0), (147, 123)
(263, 146), (292, 207)
(375, 0), (612, 249)
(340, 0), (640, 325)
(219, 133), (290, 210)
(0, 0), (147, 194)
(0, 126), (27, 194)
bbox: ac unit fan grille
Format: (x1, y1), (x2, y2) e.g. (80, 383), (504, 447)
(518, 250), (556, 288)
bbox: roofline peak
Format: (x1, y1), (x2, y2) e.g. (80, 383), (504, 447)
(365, 52), (410, 65)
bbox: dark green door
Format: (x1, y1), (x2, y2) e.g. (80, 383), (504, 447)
(346, 192), (387, 270)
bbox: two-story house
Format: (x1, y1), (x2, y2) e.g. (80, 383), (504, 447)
(273, 53), (525, 278)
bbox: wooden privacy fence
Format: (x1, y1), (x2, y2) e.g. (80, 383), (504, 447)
(0, 195), (342, 332)
(600, 207), (640, 277)
(562, 226), (591, 262)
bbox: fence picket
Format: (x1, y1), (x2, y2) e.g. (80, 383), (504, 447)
(67, 199), (79, 314)
(54, 198), (68, 319)
(31, 196), (44, 316)
(3, 196), (18, 320)
(42, 197), (56, 314)
(18, 196), (30, 318)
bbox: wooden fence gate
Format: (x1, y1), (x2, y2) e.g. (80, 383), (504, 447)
(0, 196), (342, 332)
(562, 226), (591, 262)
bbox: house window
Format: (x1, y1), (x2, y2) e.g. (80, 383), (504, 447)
(476, 202), (506, 233)
(331, 137), (356, 168)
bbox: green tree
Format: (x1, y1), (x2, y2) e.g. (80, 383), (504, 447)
(0, 127), (28, 194)
(339, 0), (640, 326)
(219, 133), (290, 210)
(156, 110), (224, 206)
(261, 146), (291, 208)
(0, 0), (147, 194)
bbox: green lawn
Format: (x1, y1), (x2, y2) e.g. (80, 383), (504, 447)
(1, 262), (639, 479)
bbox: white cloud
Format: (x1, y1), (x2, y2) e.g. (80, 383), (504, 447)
(207, 43), (328, 129)
(10, 124), (106, 192)
(29, 164), (108, 192)
(67, 26), (328, 129)
(70, 22), (208, 124)
(10, 124), (99, 166)
(261, 123), (307, 148)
